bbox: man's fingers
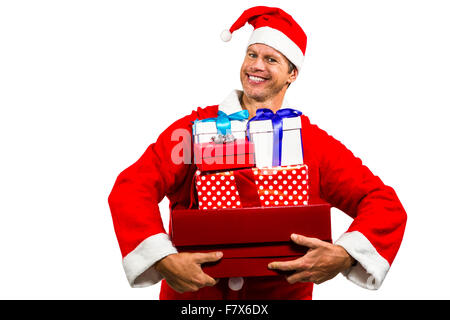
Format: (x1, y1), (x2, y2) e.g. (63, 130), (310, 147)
(169, 274), (217, 293)
(286, 271), (312, 284)
(291, 233), (323, 249)
(202, 274), (219, 287)
(193, 251), (223, 264)
(268, 259), (305, 272)
(192, 252), (222, 288)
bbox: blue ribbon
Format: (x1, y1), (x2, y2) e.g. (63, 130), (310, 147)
(246, 108), (302, 166)
(194, 109), (249, 135)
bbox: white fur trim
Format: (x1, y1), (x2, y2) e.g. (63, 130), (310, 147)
(218, 90), (244, 114)
(218, 90), (291, 115)
(122, 233), (178, 288)
(335, 231), (391, 290)
(248, 26), (305, 70)
(221, 29), (232, 42)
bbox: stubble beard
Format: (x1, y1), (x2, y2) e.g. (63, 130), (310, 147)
(242, 80), (286, 103)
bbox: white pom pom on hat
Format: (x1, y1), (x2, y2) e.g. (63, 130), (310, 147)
(220, 29), (232, 42)
(220, 6), (307, 70)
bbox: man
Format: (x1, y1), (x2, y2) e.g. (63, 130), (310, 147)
(108, 6), (407, 299)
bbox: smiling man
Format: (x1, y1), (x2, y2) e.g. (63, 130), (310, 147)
(240, 43), (297, 118)
(108, 6), (407, 300)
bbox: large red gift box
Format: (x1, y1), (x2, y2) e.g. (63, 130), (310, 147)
(170, 200), (331, 278)
(195, 164), (309, 210)
(193, 139), (255, 172)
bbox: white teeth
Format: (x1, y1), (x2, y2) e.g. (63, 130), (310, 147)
(249, 75), (266, 82)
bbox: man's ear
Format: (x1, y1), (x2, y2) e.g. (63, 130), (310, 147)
(287, 67), (298, 85)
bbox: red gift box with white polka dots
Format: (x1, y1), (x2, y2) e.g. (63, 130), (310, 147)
(195, 164), (309, 210)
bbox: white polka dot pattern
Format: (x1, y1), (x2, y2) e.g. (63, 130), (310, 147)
(195, 169), (240, 210)
(195, 164), (309, 210)
(255, 165), (309, 207)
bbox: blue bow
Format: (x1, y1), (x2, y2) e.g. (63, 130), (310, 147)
(246, 108), (302, 166)
(194, 109), (249, 135)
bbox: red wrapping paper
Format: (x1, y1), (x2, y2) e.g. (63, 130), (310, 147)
(170, 201), (331, 278)
(195, 164), (309, 210)
(193, 139), (255, 172)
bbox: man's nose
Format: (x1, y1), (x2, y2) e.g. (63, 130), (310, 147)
(249, 57), (266, 72)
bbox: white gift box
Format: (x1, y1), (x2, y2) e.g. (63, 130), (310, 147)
(248, 116), (303, 168)
(193, 120), (248, 144)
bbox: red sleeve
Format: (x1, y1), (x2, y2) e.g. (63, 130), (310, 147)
(108, 106), (218, 287)
(303, 115), (407, 289)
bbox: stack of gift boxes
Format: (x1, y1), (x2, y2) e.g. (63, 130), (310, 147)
(192, 108), (309, 210)
(170, 108), (331, 279)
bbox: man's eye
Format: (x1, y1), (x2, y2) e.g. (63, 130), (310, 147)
(268, 57), (277, 63)
(248, 53), (257, 58)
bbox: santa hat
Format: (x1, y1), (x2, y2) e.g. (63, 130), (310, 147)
(221, 6), (307, 70)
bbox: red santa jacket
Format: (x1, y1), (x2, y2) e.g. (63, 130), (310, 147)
(108, 90), (407, 294)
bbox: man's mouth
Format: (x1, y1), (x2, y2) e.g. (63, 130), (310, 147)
(247, 74), (269, 84)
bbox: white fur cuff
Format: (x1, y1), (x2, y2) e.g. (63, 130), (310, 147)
(335, 231), (390, 290)
(122, 233), (178, 288)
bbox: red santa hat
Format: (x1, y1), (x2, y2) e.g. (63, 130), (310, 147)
(221, 6), (307, 70)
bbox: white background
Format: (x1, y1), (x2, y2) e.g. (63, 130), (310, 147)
(1, 0), (449, 300)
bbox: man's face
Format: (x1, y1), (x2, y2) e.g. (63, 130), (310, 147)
(240, 43), (296, 102)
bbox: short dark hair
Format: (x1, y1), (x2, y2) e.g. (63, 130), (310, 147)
(288, 60), (296, 74)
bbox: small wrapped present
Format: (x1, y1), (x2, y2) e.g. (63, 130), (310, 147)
(247, 108), (304, 168)
(195, 164), (309, 210)
(193, 139), (255, 172)
(193, 110), (253, 172)
(192, 110), (249, 144)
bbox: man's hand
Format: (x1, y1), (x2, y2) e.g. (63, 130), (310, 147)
(268, 234), (355, 285)
(154, 251), (223, 293)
